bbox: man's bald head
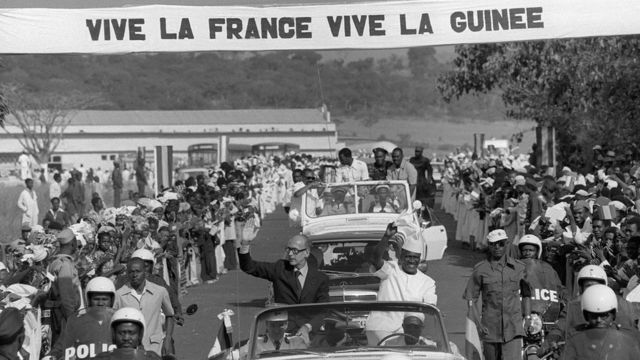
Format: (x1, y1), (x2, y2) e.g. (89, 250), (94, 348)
(288, 235), (310, 250)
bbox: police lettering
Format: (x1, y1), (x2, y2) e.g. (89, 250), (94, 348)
(450, 7), (544, 33)
(532, 288), (558, 302)
(65, 343), (116, 359)
(208, 17), (312, 39)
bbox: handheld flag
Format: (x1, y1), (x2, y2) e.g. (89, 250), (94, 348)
(208, 309), (235, 359)
(465, 304), (484, 360)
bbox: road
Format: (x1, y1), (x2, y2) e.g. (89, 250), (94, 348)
(173, 199), (484, 359)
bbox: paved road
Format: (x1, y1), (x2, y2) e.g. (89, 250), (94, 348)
(173, 200), (484, 359)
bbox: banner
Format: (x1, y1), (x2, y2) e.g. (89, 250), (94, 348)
(1, 0), (640, 54)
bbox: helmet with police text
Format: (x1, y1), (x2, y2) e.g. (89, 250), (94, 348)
(581, 284), (617, 313)
(577, 265), (608, 286)
(85, 276), (116, 301)
(518, 234), (542, 259)
(131, 248), (155, 266)
(111, 307), (146, 336)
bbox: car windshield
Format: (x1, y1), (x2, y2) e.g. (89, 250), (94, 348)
(250, 302), (449, 359)
(305, 182), (409, 218)
(312, 240), (378, 274)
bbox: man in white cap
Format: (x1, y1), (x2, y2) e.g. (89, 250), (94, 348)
(464, 229), (532, 360)
(365, 223), (437, 345)
(255, 310), (307, 353)
(377, 312), (437, 347)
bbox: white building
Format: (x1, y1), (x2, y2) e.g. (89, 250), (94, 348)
(0, 108), (339, 170)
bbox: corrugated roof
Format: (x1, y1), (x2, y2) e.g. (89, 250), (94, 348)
(65, 109), (327, 126)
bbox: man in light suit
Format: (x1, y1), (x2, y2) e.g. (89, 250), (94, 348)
(238, 234), (329, 337)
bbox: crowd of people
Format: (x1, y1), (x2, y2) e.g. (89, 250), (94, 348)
(441, 146), (640, 359)
(2, 151), (351, 360)
(6, 141), (640, 359)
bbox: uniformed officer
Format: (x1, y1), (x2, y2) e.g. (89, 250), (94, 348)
(563, 284), (640, 360)
(0, 308), (25, 360)
(464, 229), (532, 360)
(378, 313), (437, 347)
(255, 310), (307, 354)
(93, 307), (160, 360)
(52, 277), (117, 360)
(48, 228), (82, 346)
(546, 265), (638, 348)
(518, 235), (565, 318)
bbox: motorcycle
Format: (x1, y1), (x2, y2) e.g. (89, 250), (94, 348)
(522, 303), (562, 360)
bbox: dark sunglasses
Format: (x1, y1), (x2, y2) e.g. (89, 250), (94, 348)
(285, 247), (307, 255)
(490, 240), (506, 248)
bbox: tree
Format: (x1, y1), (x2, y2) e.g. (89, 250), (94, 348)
(437, 37), (640, 168)
(1, 84), (104, 173)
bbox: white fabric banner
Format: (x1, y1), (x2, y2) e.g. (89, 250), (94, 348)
(1, 1), (639, 54)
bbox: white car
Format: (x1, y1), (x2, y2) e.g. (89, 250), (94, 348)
(300, 180), (447, 302)
(219, 301), (464, 360)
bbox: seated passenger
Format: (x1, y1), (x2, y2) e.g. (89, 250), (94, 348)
(378, 313), (437, 347)
(256, 310), (308, 353)
(320, 187), (352, 216)
(368, 185), (400, 213)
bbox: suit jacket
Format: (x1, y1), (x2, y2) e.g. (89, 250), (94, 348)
(239, 252), (329, 305)
(238, 251), (329, 330)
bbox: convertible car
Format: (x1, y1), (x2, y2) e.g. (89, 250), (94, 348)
(300, 180), (447, 302)
(229, 301), (464, 360)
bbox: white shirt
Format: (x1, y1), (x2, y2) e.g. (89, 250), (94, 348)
(366, 260), (437, 332)
(49, 181), (62, 200)
(336, 159), (370, 183)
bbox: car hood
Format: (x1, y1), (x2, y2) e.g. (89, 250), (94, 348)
(303, 214), (399, 239)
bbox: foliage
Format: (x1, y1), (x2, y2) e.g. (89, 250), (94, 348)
(0, 51), (503, 127)
(437, 37), (640, 168)
(1, 84), (104, 165)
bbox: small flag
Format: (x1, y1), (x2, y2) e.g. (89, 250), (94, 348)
(208, 309), (235, 359)
(465, 304), (484, 360)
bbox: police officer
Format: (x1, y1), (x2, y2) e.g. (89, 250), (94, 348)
(546, 265), (637, 348)
(518, 235), (565, 318)
(563, 284), (640, 359)
(93, 308), (160, 360)
(464, 229), (532, 360)
(0, 308), (25, 360)
(255, 310), (307, 353)
(48, 228), (82, 346)
(52, 277), (117, 360)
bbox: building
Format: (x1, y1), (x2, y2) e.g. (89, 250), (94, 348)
(0, 108), (339, 170)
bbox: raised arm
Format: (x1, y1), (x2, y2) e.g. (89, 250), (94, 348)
(372, 223), (397, 271)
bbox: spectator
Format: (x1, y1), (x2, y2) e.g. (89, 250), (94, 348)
(43, 197), (70, 229)
(114, 258), (174, 356)
(387, 148), (418, 196)
(50, 172), (62, 200)
(336, 148), (369, 182)
(112, 161), (123, 207)
(17, 178), (39, 228)
(368, 148), (392, 180)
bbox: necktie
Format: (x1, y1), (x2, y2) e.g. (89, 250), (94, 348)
(294, 270), (302, 295)
(274, 340), (281, 350)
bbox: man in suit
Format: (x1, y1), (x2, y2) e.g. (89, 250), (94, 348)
(238, 234), (329, 338)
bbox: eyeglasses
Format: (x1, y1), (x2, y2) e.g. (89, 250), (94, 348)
(306, 176), (316, 180)
(490, 240), (506, 248)
(285, 247), (307, 255)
